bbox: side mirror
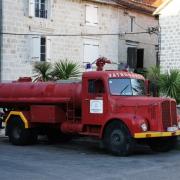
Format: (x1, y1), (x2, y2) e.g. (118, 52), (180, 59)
(145, 79), (150, 96)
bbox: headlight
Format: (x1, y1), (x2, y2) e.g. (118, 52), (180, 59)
(178, 122), (180, 129)
(140, 123), (148, 132)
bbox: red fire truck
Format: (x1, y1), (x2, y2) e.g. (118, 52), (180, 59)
(0, 58), (180, 156)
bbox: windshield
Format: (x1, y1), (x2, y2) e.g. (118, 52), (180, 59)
(109, 78), (146, 96)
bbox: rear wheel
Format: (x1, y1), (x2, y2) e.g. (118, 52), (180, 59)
(103, 121), (134, 156)
(7, 118), (37, 145)
(148, 137), (177, 152)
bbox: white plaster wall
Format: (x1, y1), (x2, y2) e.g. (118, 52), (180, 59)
(2, 0), (158, 80)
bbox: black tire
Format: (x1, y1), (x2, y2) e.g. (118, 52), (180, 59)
(8, 118), (37, 145)
(148, 137), (177, 152)
(0, 119), (2, 129)
(103, 121), (134, 156)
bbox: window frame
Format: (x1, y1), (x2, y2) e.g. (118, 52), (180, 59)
(29, 0), (52, 19)
(31, 36), (51, 62)
(35, 0), (48, 19)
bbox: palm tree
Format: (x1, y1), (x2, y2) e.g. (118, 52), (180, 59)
(52, 60), (80, 80)
(147, 66), (161, 84)
(147, 66), (161, 96)
(33, 62), (53, 82)
(158, 70), (180, 103)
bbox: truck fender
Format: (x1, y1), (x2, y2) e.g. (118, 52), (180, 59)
(5, 111), (29, 129)
(101, 115), (148, 139)
(101, 119), (131, 139)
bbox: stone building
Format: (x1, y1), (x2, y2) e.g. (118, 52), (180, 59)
(154, 0), (180, 72)
(0, 0), (158, 80)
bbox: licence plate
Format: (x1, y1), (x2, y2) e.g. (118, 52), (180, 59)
(167, 126), (178, 132)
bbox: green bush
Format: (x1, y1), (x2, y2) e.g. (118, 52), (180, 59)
(33, 62), (53, 82)
(33, 60), (80, 82)
(52, 60), (80, 80)
(147, 66), (180, 103)
(158, 70), (180, 104)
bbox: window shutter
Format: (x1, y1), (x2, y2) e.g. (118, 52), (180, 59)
(29, 0), (35, 17)
(84, 39), (99, 63)
(48, 0), (53, 20)
(31, 36), (41, 61)
(46, 37), (51, 62)
(85, 5), (98, 26)
(92, 6), (98, 25)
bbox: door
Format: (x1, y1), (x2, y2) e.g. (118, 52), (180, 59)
(127, 47), (137, 69)
(82, 78), (106, 125)
(137, 49), (144, 68)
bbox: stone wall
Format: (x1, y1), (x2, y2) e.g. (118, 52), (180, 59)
(1, 0), (158, 80)
(158, 0), (180, 72)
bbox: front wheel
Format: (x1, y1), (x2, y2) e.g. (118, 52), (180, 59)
(103, 121), (134, 156)
(148, 137), (177, 152)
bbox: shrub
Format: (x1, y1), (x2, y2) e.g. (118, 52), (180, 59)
(52, 60), (80, 80)
(33, 60), (80, 81)
(33, 62), (53, 82)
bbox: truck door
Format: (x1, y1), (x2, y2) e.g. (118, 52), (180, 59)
(82, 78), (107, 125)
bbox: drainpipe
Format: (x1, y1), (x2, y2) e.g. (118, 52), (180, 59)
(0, 0), (2, 81)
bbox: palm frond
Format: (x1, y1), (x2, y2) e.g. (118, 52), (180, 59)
(52, 60), (80, 80)
(147, 66), (161, 83)
(158, 70), (180, 103)
(33, 62), (53, 82)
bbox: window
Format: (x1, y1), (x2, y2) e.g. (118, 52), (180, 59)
(29, 0), (50, 19)
(40, 37), (46, 61)
(127, 47), (137, 69)
(35, 0), (47, 18)
(85, 5), (98, 26)
(88, 79), (104, 94)
(109, 78), (145, 96)
(31, 36), (51, 62)
(130, 16), (135, 32)
(84, 39), (99, 64)
(127, 47), (144, 69)
(155, 45), (159, 66)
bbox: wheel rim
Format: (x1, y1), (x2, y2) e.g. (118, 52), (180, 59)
(12, 126), (22, 139)
(110, 130), (124, 146)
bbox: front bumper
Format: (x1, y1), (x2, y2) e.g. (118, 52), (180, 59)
(134, 130), (180, 138)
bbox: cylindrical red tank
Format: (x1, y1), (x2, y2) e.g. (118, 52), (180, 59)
(0, 80), (82, 108)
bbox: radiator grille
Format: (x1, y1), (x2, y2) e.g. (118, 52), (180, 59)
(162, 101), (171, 130)
(161, 101), (177, 130)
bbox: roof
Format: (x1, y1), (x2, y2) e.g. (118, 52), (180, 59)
(153, 0), (172, 14)
(114, 0), (157, 14)
(152, 0), (167, 7)
(90, 0), (161, 14)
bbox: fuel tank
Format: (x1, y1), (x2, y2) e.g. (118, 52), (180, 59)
(0, 80), (82, 108)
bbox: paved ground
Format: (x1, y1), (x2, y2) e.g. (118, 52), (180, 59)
(1, 131), (180, 180)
